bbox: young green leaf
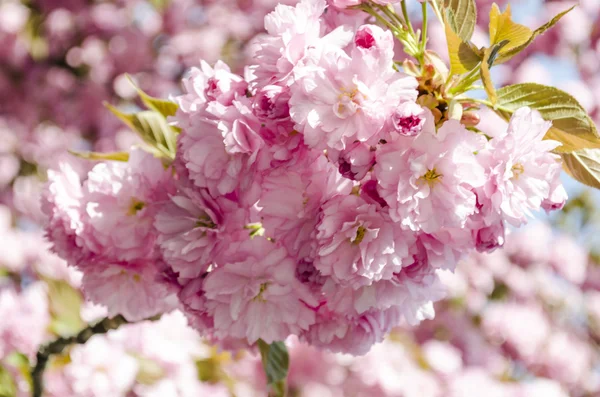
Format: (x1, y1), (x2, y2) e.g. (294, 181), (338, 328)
(126, 75), (179, 118)
(441, 0), (477, 42)
(0, 364), (17, 397)
(489, 4), (574, 64)
(494, 83), (600, 153)
(258, 340), (289, 397)
(488, 4), (531, 57)
(561, 149), (600, 189)
(105, 103), (177, 159)
(444, 22), (482, 75)
(46, 279), (86, 337)
(68, 150), (130, 162)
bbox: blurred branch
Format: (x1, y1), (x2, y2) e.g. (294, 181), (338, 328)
(30, 315), (129, 397)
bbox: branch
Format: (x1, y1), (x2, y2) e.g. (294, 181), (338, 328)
(30, 315), (129, 397)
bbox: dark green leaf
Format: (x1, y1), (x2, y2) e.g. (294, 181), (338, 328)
(258, 340), (289, 397)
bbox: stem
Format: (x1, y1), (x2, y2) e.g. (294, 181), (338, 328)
(376, 4), (408, 30)
(421, 2), (428, 53)
(30, 315), (154, 397)
(360, 4), (399, 34)
(401, 0), (415, 36)
(429, 0), (444, 25)
(448, 63), (482, 95)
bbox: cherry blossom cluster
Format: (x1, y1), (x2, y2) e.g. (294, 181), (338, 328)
(41, 0), (567, 355)
(5, 211), (600, 397)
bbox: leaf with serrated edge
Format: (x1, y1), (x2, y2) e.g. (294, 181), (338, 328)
(443, 0), (477, 41)
(493, 5), (574, 64)
(488, 4), (531, 54)
(495, 83), (600, 153)
(561, 149), (600, 189)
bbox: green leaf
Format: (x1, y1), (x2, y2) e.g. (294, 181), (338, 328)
(105, 103), (177, 159)
(444, 22), (482, 75)
(561, 149), (600, 189)
(46, 279), (86, 337)
(489, 4), (574, 64)
(68, 150), (130, 162)
(5, 353), (30, 388)
(0, 364), (17, 397)
(441, 0), (477, 41)
(488, 4), (531, 57)
(126, 75), (179, 118)
(494, 83), (600, 153)
(257, 340), (289, 397)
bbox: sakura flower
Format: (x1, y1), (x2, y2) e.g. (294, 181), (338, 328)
(203, 238), (318, 344)
(79, 150), (173, 263)
(290, 44), (417, 150)
(81, 262), (177, 321)
(314, 194), (414, 288)
(479, 107), (564, 226)
(0, 283), (49, 358)
(375, 119), (486, 233)
(176, 60), (247, 116)
(62, 336), (139, 397)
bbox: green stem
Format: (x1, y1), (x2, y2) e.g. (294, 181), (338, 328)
(360, 4), (399, 34)
(376, 4), (408, 30)
(401, 0), (415, 36)
(429, 0), (444, 25)
(421, 2), (428, 53)
(448, 63), (482, 95)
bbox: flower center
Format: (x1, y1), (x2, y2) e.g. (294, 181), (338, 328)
(128, 198), (145, 215)
(253, 282), (270, 302)
(334, 87), (364, 119)
(352, 225), (367, 245)
(418, 168), (443, 187)
(511, 163), (525, 179)
(196, 213), (216, 229)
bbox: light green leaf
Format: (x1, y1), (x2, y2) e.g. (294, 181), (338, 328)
(488, 4), (531, 56)
(46, 279), (86, 337)
(105, 103), (177, 159)
(68, 150), (130, 162)
(561, 149), (600, 189)
(489, 4), (574, 64)
(0, 364), (17, 397)
(257, 340), (289, 397)
(441, 0), (477, 41)
(494, 83), (600, 153)
(444, 22), (482, 75)
(126, 75), (179, 118)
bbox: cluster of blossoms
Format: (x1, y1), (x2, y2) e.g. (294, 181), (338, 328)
(42, 0), (567, 355)
(5, 207), (600, 397)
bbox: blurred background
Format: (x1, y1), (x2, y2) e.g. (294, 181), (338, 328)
(2, 0), (600, 396)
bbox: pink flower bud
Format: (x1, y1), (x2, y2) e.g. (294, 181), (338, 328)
(392, 102), (427, 137)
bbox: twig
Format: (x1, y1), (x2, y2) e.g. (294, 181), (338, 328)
(30, 315), (129, 397)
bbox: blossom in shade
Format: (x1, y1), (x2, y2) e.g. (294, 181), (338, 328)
(203, 238), (318, 344)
